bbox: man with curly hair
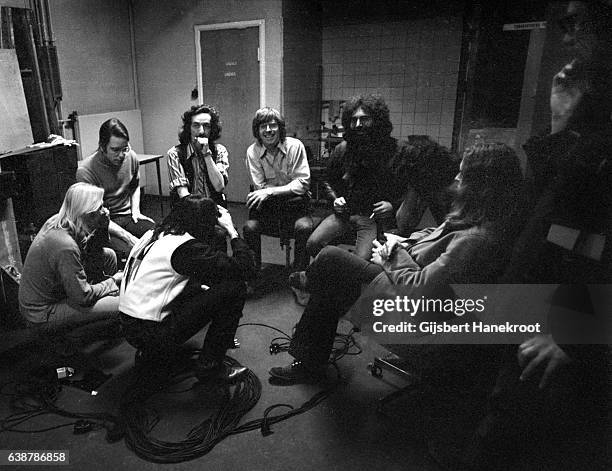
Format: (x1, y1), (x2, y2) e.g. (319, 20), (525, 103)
(306, 94), (404, 261)
(167, 104), (229, 208)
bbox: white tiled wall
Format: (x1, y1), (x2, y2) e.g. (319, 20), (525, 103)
(322, 17), (462, 148)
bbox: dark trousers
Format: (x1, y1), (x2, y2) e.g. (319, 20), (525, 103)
(109, 214), (155, 262)
(121, 281), (246, 363)
(288, 246), (383, 366)
(242, 195), (314, 271)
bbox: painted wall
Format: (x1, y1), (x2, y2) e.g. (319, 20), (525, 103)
(322, 17), (462, 149)
(0, 0), (27, 8)
(132, 0), (283, 195)
(49, 0), (136, 116)
(282, 0), (322, 160)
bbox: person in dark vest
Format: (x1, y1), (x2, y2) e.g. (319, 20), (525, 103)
(167, 104), (229, 208)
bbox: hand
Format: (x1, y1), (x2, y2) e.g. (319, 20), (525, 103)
(131, 211), (154, 224)
(124, 232), (139, 247)
(371, 238), (399, 262)
(246, 189), (271, 210)
(217, 207), (237, 237)
(195, 136), (210, 154)
(550, 63), (585, 134)
(111, 270), (123, 287)
(372, 200), (393, 218)
(517, 334), (571, 389)
(333, 196), (347, 214)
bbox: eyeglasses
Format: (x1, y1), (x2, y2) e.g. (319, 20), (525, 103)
(192, 122), (212, 129)
(350, 115), (372, 128)
(259, 122), (279, 132)
(108, 143), (130, 155)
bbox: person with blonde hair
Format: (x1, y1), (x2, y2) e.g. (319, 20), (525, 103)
(19, 182), (123, 330)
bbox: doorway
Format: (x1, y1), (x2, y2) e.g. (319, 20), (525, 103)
(195, 20), (265, 203)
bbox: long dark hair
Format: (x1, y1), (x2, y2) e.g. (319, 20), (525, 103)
(447, 143), (523, 227)
(178, 104), (222, 145)
(341, 94), (393, 141)
(152, 195), (219, 242)
(393, 135), (459, 196)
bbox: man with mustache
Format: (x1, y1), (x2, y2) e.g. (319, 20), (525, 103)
(77, 118), (154, 263)
(167, 104), (229, 208)
(306, 94), (403, 261)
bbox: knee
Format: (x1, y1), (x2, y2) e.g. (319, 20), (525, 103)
(314, 245), (344, 267)
(135, 219), (155, 236)
(306, 232), (326, 256)
(242, 220), (260, 236)
(102, 247), (118, 272)
(294, 218), (313, 239)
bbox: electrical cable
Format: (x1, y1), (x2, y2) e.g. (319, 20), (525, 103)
(0, 321), (361, 463)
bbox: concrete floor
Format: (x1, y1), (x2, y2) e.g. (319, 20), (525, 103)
(0, 197), (442, 471)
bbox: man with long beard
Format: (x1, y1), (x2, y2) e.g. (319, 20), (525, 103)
(306, 95), (402, 261)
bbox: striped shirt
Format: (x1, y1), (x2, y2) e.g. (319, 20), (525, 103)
(167, 142), (229, 197)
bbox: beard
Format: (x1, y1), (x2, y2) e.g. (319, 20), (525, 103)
(344, 127), (394, 170)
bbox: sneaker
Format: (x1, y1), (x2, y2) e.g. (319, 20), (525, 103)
(291, 286), (310, 306)
(288, 271), (308, 292)
(195, 359), (248, 383)
(269, 360), (324, 384)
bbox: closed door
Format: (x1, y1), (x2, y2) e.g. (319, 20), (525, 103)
(200, 27), (260, 203)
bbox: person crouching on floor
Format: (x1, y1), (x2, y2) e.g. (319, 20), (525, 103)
(119, 195), (256, 381)
(19, 182), (122, 329)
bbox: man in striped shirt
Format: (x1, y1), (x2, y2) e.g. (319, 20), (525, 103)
(167, 104), (230, 208)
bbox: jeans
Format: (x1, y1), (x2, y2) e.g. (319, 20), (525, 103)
(306, 212), (392, 261)
(288, 246), (383, 366)
(242, 195), (314, 270)
(121, 280), (246, 363)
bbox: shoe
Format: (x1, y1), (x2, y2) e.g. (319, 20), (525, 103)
(291, 286), (310, 306)
(288, 271), (308, 292)
(195, 359), (248, 383)
(269, 360), (324, 384)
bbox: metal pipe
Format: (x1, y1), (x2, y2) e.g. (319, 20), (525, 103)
(128, 0), (140, 110)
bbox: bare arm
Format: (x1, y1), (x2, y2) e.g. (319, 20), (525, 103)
(167, 147), (191, 198)
(108, 219), (138, 246)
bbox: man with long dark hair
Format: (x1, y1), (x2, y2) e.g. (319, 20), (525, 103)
(306, 95), (403, 261)
(119, 195), (255, 381)
(270, 143), (523, 383)
(167, 104), (229, 208)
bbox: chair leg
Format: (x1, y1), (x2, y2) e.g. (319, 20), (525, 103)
(368, 356), (421, 414)
(285, 240), (292, 268)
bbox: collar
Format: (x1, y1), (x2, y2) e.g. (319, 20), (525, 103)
(186, 142), (197, 160)
(255, 140), (287, 160)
